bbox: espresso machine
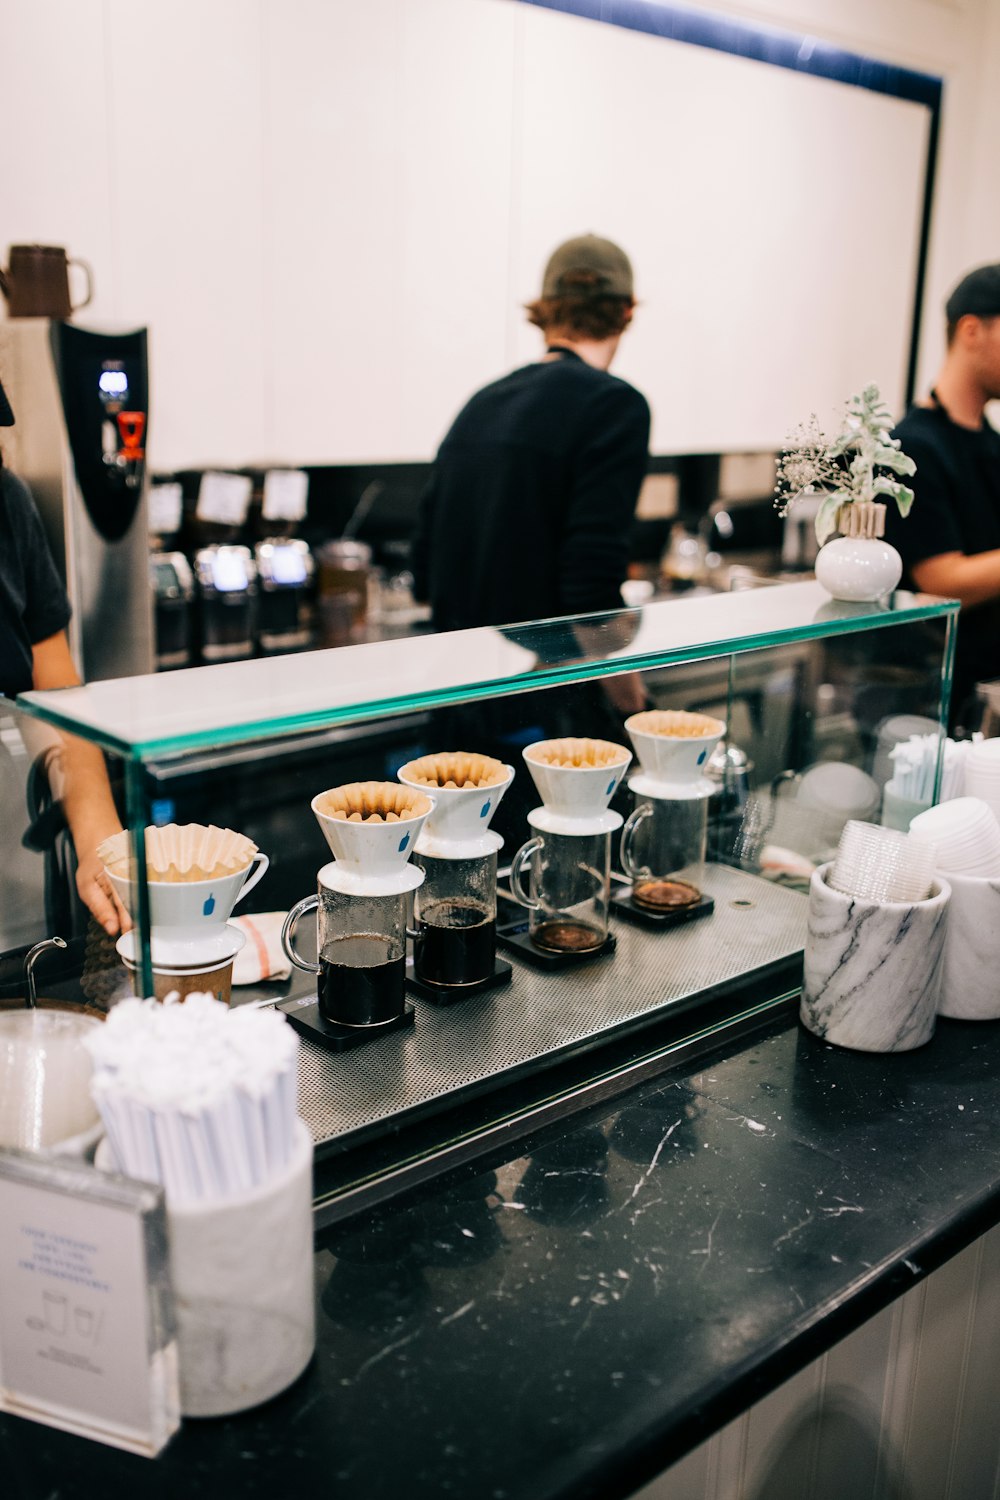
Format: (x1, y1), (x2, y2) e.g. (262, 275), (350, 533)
(0, 319), (153, 680)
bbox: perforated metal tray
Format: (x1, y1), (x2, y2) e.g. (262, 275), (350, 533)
(289, 865), (806, 1154)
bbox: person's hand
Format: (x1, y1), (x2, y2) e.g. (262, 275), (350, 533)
(75, 849), (132, 936)
(600, 670), (649, 717)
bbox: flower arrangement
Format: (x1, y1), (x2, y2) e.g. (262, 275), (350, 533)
(774, 384), (916, 545)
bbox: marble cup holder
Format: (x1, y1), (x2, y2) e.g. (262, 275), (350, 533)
(800, 862), (950, 1053)
(938, 869), (1000, 1021)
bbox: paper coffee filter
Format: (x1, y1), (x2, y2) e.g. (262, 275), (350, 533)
(398, 751), (508, 789)
(527, 737), (630, 769)
(314, 781), (433, 823)
(98, 824), (258, 883)
(626, 710), (726, 739)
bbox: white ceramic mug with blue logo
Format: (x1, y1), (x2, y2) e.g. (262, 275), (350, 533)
(623, 710), (725, 792)
(107, 854), (268, 941)
(521, 738), (631, 825)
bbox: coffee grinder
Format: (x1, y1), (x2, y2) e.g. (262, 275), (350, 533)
(280, 782), (432, 1051)
(397, 752), (515, 1003)
(617, 711), (727, 925)
(150, 552), (195, 670)
(194, 544), (257, 662)
(254, 538), (315, 653)
(508, 739), (631, 966)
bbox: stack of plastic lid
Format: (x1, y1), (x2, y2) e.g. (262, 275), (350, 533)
(908, 797), (1000, 877)
(827, 820), (936, 902)
(962, 742), (1000, 822)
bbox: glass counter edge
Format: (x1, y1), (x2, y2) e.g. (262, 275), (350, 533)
(13, 593), (959, 764)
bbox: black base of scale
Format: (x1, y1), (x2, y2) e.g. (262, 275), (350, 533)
(406, 957), (513, 1007)
(277, 998), (416, 1053)
(611, 888), (716, 929)
(496, 922), (617, 971)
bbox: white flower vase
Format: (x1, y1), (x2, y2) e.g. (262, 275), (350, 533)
(814, 501), (902, 603)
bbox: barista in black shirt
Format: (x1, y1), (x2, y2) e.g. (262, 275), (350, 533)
(413, 234), (650, 636)
(0, 374), (128, 935)
(884, 263), (1000, 729)
(0, 466), (72, 698)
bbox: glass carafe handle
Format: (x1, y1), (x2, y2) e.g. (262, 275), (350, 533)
(509, 837), (543, 909)
(281, 894), (321, 973)
(620, 802), (653, 879)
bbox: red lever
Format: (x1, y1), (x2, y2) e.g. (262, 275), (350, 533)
(117, 410), (146, 460)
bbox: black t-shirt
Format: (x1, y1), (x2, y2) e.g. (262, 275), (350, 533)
(411, 351), (650, 632)
(0, 467), (72, 698)
(884, 403), (1000, 724)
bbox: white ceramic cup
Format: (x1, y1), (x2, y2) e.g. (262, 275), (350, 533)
(311, 785), (432, 877)
(107, 853), (269, 941)
(623, 711), (725, 788)
(397, 760), (514, 853)
(522, 740), (631, 822)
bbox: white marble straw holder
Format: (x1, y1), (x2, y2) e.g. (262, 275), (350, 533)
(165, 1119), (315, 1417)
(800, 863), (950, 1053)
(938, 870), (1000, 1021)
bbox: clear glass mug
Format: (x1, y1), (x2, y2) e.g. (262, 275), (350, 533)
(412, 851), (498, 988)
(620, 794), (708, 911)
(509, 829), (610, 953)
(282, 882), (407, 1027)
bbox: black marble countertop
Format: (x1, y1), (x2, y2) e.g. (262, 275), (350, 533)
(6, 1006), (1000, 1500)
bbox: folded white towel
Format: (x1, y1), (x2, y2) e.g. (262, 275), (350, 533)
(231, 912), (292, 985)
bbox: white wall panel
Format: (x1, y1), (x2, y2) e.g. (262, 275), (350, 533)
(2, 0), (995, 467)
(263, 0), (405, 464)
(513, 3), (928, 453)
(0, 1), (116, 325)
(105, 0), (267, 469)
(395, 0), (516, 459)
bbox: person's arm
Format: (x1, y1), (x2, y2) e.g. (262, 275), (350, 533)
(910, 550), (1000, 609)
(31, 629), (130, 935)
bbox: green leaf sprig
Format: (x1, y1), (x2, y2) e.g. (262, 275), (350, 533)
(774, 384), (916, 545)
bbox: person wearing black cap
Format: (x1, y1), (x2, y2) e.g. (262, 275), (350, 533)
(883, 262), (1000, 729)
(412, 233), (650, 640)
(0, 372), (129, 935)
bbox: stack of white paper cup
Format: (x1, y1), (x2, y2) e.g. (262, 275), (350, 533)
(908, 797), (1000, 877)
(962, 741), (1000, 822)
(827, 820), (936, 904)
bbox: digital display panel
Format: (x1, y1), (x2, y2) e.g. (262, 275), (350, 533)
(270, 546), (307, 586)
(210, 551), (250, 593)
(98, 367), (129, 402)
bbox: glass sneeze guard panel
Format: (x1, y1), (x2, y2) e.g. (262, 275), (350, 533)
(18, 582), (957, 761)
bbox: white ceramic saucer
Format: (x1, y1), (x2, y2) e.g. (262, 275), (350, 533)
(116, 924), (247, 969)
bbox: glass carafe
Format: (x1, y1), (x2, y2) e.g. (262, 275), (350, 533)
(282, 880), (408, 1027)
(412, 851), (498, 988)
(509, 829), (610, 953)
(620, 793), (708, 911)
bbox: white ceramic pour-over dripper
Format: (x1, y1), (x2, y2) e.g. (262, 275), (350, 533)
(624, 710), (726, 793)
(397, 754), (515, 858)
(522, 738), (631, 835)
(311, 781), (433, 893)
